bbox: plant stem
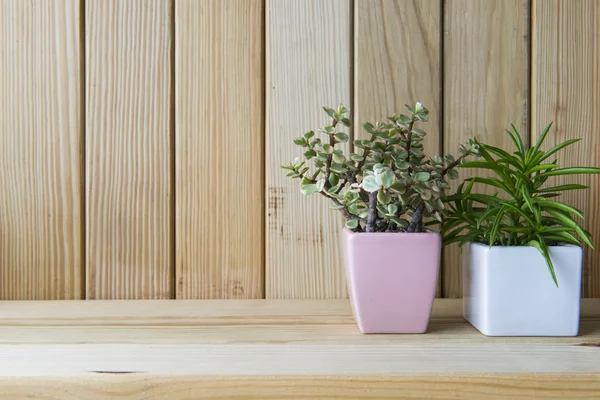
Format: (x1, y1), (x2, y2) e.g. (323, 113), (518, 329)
(324, 119), (338, 186)
(365, 192), (378, 232)
(297, 169), (365, 223)
(407, 203), (425, 233)
(342, 134), (380, 200)
(354, 133), (378, 174)
(405, 120), (415, 172)
(329, 196), (361, 222)
(334, 178), (347, 194)
(441, 151), (471, 176)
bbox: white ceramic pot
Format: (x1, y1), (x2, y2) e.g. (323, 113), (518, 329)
(463, 242), (582, 336)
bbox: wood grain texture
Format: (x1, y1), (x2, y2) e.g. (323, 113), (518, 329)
(0, 300), (598, 400)
(85, 0), (173, 299)
(442, 0), (530, 298)
(354, 0), (442, 296)
(354, 0), (441, 152)
(266, 0), (351, 299)
(5, 342), (597, 376)
(1, 375), (600, 400)
(0, 299), (597, 345)
(0, 0), (83, 299)
(531, 0), (600, 298)
(175, 0), (264, 299)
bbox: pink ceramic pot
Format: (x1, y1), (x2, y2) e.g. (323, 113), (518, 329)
(342, 228), (441, 334)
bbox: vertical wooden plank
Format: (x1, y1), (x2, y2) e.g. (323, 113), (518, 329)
(176, 0), (264, 299)
(354, 0), (442, 296)
(443, 0), (529, 297)
(355, 0), (440, 153)
(86, 0), (173, 299)
(266, 0), (351, 299)
(0, 0), (83, 299)
(532, 0), (600, 297)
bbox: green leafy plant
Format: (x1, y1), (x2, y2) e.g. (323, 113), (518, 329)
(282, 103), (479, 233)
(443, 123), (600, 286)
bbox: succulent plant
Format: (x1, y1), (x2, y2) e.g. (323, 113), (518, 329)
(282, 103), (479, 233)
(443, 123), (600, 286)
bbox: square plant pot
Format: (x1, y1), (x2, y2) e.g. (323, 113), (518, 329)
(463, 242), (583, 336)
(342, 228), (441, 334)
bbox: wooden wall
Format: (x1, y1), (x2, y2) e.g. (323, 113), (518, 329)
(0, 0), (598, 300)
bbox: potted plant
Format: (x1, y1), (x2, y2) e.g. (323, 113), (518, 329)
(444, 123), (600, 336)
(283, 103), (478, 333)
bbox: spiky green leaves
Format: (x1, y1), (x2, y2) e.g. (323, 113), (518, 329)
(444, 123), (600, 286)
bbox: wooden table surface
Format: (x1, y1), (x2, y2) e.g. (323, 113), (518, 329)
(0, 299), (599, 399)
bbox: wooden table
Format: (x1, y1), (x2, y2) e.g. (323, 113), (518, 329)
(0, 299), (599, 399)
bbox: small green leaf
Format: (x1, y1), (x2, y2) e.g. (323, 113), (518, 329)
(362, 175), (381, 192)
(444, 154), (455, 163)
(315, 179), (326, 192)
(316, 153), (328, 162)
(390, 217), (409, 227)
(414, 172), (430, 181)
(381, 170), (395, 188)
(324, 125), (335, 134)
(300, 184), (318, 195)
(340, 118), (351, 127)
(334, 132), (349, 142)
(396, 149), (408, 159)
(350, 153), (364, 162)
(329, 173), (339, 186)
(398, 114), (411, 123)
(322, 144), (334, 154)
(323, 107), (336, 118)
(378, 190), (392, 204)
(363, 122), (376, 134)
(294, 138), (308, 147)
(332, 153), (345, 163)
(330, 164), (348, 174)
(345, 219), (359, 230)
(388, 204), (398, 215)
(304, 131), (315, 140)
(420, 189), (432, 200)
(435, 198), (444, 211)
(447, 169), (459, 179)
(415, 112), (428, 121)
(389, 182), (406, 194)
(303, 149), (316, 158)
(395, 160), (410, 170)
